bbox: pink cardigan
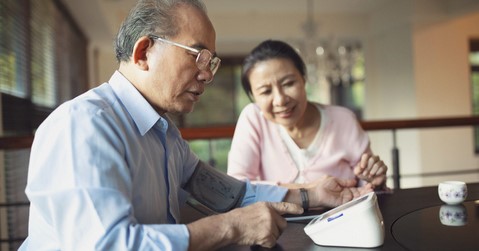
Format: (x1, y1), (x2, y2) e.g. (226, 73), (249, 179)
(227, 103), (370, 185)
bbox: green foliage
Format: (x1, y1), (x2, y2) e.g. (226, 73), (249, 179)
(189, 139), (232, 173)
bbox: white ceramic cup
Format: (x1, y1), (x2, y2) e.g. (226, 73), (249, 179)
(439, 204), (467, 226)
(438, 181), (468, 205)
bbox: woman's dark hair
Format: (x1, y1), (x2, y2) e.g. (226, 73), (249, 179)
(241, 40), (306, 100)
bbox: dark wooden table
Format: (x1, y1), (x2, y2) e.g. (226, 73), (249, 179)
(183, 182), (479, 251)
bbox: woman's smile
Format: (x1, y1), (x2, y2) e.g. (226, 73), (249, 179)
(274, 106), (294, 118)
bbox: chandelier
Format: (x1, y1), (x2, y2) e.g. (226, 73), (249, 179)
(298, 0), (363, 88)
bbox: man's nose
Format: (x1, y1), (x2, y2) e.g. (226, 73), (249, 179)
(198, 68), (214, 84)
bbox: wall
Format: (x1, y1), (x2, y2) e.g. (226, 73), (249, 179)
(365, 0), (421, 188)
(364, 0), (479, 188)
(87, 44), (118, 88)
(414, 12), (479, 186)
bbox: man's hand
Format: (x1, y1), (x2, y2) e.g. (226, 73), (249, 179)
(224, 202), (303, 248)
(187, 202), (303, 250)
(308, 176), (373, 208)
(354, 153), (388, 189)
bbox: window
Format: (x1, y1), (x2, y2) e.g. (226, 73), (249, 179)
(175, 57), (248, 173)
(0, 0), (88, 249)
(470, 39), (479, 153)
(0, 0), (88, 134)
(30, 0), (56, 107)
(0, 0), (29, 99)
(170, 57), (248, 128)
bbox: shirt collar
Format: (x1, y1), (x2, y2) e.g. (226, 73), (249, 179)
(108, 70), (165, 136)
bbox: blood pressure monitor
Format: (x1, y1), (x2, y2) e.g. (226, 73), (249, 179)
(304, 192), (384, 248)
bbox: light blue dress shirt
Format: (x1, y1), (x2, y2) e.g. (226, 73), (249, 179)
(19, 71), (287, 251)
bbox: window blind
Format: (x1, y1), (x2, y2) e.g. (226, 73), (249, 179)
(0, 0), (29, 99)
(30, 0), (56, 107)
(0, 0), (88, 250)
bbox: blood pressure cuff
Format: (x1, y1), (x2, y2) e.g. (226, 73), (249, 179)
(184, 161), (246, 213)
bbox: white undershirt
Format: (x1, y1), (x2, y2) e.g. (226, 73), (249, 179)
(278, 104), (326, 183)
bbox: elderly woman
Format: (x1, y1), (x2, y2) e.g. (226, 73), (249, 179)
(228, 39), (388, 190)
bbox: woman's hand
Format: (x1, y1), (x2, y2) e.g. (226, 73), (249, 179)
(354, 153), (388, 189)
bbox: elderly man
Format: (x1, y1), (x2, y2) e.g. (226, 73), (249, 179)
(19, 0), (371, 250)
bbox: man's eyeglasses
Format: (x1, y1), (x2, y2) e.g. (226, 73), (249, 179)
(150, 35), (221, 83)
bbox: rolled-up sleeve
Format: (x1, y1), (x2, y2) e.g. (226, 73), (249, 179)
(240, 181), (288, 207)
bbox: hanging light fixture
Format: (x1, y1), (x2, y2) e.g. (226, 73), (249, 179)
(299, 0), (363, 88)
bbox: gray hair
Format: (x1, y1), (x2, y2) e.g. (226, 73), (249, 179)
(114, 0), (207, 63)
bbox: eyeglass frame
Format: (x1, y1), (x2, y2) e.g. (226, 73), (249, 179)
(149, 35), (221, 83)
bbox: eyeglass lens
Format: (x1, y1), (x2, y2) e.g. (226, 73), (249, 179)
(196, 50), (220, 75)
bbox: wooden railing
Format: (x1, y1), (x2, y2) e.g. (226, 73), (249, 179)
(180, 116), (479, 139)
(0, 135), (35, 150)
(3, 116), (479, 145)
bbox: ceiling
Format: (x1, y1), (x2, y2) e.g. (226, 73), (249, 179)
(60, 0), (397, 49)
(59, 0), (479, 54)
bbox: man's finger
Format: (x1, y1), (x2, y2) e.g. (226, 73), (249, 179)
(269, 202), (304, 215)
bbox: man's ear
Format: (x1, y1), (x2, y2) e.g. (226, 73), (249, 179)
(132, 36), (153, 70)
